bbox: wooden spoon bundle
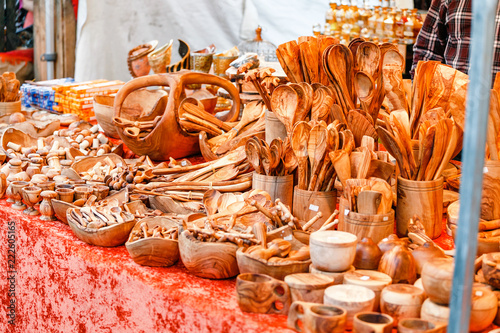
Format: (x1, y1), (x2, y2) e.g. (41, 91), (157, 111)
(245, 137), (297, 176)
(350, 136), (394, 182)
(344, 178), (393, 215)
(378, 110), (459, 181)
(292, 120), (349, 191)
(0, 72), (20, 102)
(178, 99), (232, 137)
(243, 67), (280, 111)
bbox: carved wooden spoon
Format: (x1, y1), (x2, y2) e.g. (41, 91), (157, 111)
(271, 85), (300, 135)
(291, 121), (311, 190)
(203, 189), (222, 216)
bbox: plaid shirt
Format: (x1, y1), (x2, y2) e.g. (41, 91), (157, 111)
(411, 0), (500, 80)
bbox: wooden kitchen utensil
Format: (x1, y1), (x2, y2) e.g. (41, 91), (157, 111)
(288, 301), (347, 333)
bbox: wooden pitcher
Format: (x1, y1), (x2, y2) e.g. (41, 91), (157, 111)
(113, 71), (241, 160)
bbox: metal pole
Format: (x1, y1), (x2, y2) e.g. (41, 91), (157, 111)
(448, 0), (499, 332)
(45, 0), (55, 79)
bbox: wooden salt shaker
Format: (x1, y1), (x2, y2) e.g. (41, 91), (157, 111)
(285, 273), (335, 303)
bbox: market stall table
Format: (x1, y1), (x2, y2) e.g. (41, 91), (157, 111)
(0, 199), (293, 333)
(0, 194), (455, 332)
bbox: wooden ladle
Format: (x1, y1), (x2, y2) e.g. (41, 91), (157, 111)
(307, 124), (328, 191)
(203, 189), (222, 217)
(271, 85), (299, 135)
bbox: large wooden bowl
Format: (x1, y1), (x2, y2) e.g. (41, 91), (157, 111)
(236, 247), (311, 281)
(125, 216), (179, 267)
(70, 153), (126, 175)
(52, 199), (77, 224)
(113, 71), (241, 160)
(178, 230), (239, 279)
(66, 208), (136, 247)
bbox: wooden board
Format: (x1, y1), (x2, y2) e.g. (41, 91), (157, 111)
(34, 0), (76, 80)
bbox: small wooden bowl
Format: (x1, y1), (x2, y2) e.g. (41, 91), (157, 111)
(236, 247), (311, 281)
(310, 230), (357, 272)
(310, 264), (355, 284)
(66, 208), (136, 247)
(481, 252), (500, 289)
(412, 242), (447, 275)
(421, 258), (454, 305)
(397, 318), (441, 333)
(179, 230), (239, 279)
(380, 284), (425, 326)
(420, 298), (449, 327)
(324, 284), (376, 330)
(52, 199), (78, 224)
(344, 269), (392, 311)
(125, 216), (179, 267)
(284, 273), (335, 303)
(469, 288), (497, 332)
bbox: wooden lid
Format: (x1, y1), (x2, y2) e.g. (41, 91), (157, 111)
(343, 270), (392, 290)
(285, 273), (334, 290)
(324, 284), (375, 303)
(382, 284), (424, 305)
(310, 264), (355, 284)
(310, 230), (357, 247)
(422, 258), (454, 280)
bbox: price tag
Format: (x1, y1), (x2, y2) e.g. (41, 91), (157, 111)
(475, 290), (483, 297)
(383, 216), (389, 221)
(284, 235), (292, 241)
(309, 204), (319, 212)
(360, 276), (371, 281)
(181, 160), (187, 167)
(344, 209), (350, 215)
(484, 167), (489, 173)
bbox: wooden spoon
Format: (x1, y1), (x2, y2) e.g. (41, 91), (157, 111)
(434, 121), (459, 180)
(295, 82), (314, 122)
(377, 126), (411, 179)
(357, 41), (381, 80)
(203, 189), (222, 216)
(416, 124), (436, 181)
(245, 139), (263, 174)
(307, 124), (328, 191)
(329, 150), (351, 188)
(271, 85), (300, 134)
(291, 121), (311, 190)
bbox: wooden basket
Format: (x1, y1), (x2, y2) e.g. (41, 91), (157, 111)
(125, 216), (179, 267)
(113, 71), (241, 160)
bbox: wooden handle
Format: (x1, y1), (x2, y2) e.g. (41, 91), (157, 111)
(287, 301), (312, 332)
(252, 221), (268, 249)
(182, 71), (241, 122)
(298, 156), (309, 190)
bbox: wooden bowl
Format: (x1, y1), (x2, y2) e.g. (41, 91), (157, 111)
(420, 298), (449, 327)
(344, 269), (392, 311)
(284, 273), (335, 304)
(412, 242), (447, 275)
(469, 288), (497, 332)
(310, 230), (357, 272)
(397, 318), (441, 333)
(324, 284), (376, 330)
(310, 264), (355, 284)
(52, 199), (77, 224)
(421, 258), (454, 305)
(70, 153), (126, 175)
(380, 284), (425, 326)
(179, 230), (239, 279)
(66, 208), (136, 247)
(125, 216), (179, 267)
(481, 252), (500, 289)
(236, 247), (311, 281)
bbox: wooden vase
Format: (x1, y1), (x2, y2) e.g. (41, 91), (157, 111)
(378, 245), (417, 284)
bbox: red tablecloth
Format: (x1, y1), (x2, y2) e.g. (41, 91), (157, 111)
(0, 200), (292, 333)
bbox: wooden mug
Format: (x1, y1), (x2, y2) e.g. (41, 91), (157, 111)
(397, 318), (442, 333)
(236, 273), (291, 315)
(287, 301), (347, 333)
(353, 312), (394, 333)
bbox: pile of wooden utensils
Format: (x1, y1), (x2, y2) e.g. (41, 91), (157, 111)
(0, 72), (20, 102)
(112, 115), (161, 139)
(178, 99), (232, 137)
(67, 206), (133, 229)
(245, 137), (296, 176)
(135, 146), (252, 201)
(199, 101), (266, 160)
(129, 221), (178, 241)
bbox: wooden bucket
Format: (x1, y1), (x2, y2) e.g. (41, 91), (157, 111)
(252, 172), (293, 209)
(0, 101), (21, 116)
(481, 160), (500, 221)
(265, 109), (287, 144)
(292, 187), (337, 231)
(339, 207), (395, 244)
(396, 176), (443, 239)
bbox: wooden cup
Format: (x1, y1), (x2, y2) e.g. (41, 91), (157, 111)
(74, 186), (93, 201)
(287, 301), (347, 333)
(236, 273), (291, 315)
(56, 188), (74, 203)
(397, 318), (442, 333)
(396, 176), (443, 239)
(353, 312), (394, 333)
(380, 284), (425, 326)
